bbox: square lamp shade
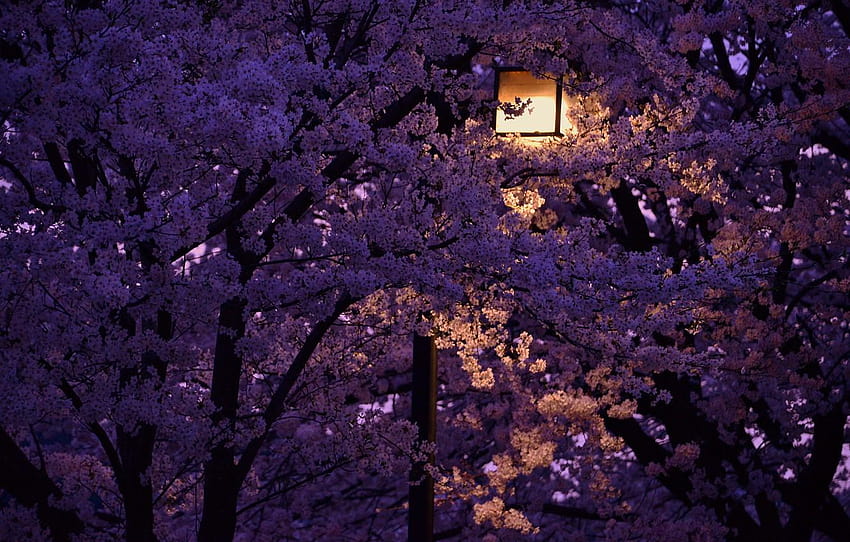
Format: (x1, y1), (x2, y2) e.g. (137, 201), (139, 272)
(494, 69), (564, 136)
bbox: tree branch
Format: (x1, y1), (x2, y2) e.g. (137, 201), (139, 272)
(0, 426), (84, 541)
(235, 292), (357, 484)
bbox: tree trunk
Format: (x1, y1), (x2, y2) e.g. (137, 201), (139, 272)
(115, 311), (170, 542)
(117, 423), (158, 542)
(197, 296), (247, 542)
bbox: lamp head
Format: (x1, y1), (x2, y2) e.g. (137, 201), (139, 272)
(494, 68), (564, 137)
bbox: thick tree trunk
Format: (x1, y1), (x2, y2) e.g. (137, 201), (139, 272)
(784, 407), (847, 541)
(197, 446), (240, 542)
(197, 296), (247, 542)
(117, 423), (158, 542)
(115, 311), (170, 542)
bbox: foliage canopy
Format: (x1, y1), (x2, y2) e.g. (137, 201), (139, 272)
(1, 1), (849, 541)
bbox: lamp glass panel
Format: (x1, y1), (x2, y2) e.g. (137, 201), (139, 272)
(496, 71), (558, 134)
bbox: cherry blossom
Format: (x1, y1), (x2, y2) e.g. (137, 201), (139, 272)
(1, 1), (848, 541)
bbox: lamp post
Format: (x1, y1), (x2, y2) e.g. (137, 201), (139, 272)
(408, 333), (437, 542)
(407, 68), (562, 542)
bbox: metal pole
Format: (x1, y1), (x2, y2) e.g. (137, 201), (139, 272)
(408, 333), (436, 542)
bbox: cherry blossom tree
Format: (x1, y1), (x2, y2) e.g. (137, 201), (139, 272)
(0, 1), (848, 542)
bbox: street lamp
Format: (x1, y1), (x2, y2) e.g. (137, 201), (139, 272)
(494, 68), (566, 137)
(408, 68), (567, 542)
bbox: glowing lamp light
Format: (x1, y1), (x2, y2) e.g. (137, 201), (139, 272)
(494, 68), (564, 137)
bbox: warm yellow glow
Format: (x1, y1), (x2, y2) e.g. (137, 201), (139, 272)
(560, 91), (575, 135)
(496, 71), (559, 134)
